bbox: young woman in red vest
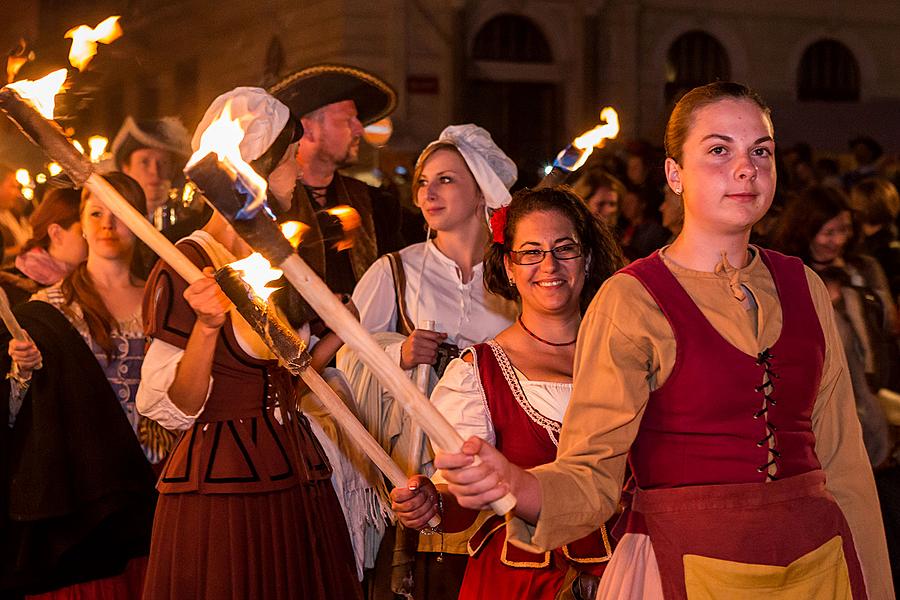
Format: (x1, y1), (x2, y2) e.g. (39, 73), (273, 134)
(431, 83), (893, 599)
(390, 186), (624, 599)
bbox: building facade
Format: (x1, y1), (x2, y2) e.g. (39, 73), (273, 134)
(5, 1), (900, 182)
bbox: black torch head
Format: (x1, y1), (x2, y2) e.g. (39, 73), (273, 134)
(185, 153), (295, 266)
(214, 265), (264, 314)
(213, 263), (311, 375)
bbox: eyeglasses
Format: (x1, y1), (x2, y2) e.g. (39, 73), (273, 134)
(508, 243), (583, 265)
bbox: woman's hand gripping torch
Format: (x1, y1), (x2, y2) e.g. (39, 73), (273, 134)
(185, 151), (518, 518)
(214, 251), (441, 527)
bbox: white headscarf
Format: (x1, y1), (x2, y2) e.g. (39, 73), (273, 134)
(191, 86), (297, 202)
(191, 86), (290, 162)
(417, 124), (517, 220)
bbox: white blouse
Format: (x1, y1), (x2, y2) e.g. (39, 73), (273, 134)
(430, 353), (571, 449)
(352, 240), (518, 356)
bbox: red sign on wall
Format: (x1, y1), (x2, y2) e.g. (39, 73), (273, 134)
(407, 75), (439, 95)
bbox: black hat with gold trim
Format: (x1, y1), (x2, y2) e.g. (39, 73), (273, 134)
(267, 64), (397, 125)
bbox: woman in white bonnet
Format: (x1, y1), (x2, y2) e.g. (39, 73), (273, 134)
(344, 124), (519, 466)
(340, 124), (519, 598)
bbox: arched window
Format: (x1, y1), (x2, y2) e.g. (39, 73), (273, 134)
(665, 31), (731, 104)
(467, 14), (556, 186)
(798, 39), (860, 102)
(472, 14), (552, 63)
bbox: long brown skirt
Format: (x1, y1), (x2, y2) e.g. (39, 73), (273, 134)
(142, 481), (361, 600)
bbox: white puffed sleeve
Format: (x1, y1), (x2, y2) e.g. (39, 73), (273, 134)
(430, 356), (496, 448)
(136, 338), (213, 430)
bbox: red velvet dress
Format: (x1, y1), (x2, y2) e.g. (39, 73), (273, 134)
(614, 249), (867, 599)
(456, 341), (611, 600)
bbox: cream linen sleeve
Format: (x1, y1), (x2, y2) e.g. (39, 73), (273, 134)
(353, 257), (408, 367)
(353, 256), (398, 335)
(509, 274), (658, 551)
(136, 338), (213, 431)
(806, 269), (894, 600)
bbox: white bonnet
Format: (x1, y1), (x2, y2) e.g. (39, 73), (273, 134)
(191, 86), (290, 162)
(418, 124), (517, 214)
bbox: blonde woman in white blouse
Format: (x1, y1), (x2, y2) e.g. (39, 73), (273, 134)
(340, 124), (519, 474)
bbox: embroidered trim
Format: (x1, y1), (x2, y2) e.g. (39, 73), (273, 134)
(36, 285), (144, 342)
(467, 517), (506, 557)
(500, 537), (551, 569)
(561, 524), (613, 564)
(486, 339), (561, 447)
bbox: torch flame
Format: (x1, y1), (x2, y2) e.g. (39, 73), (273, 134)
(557, 107), (620, 173)
(88, 135), (108, 162)
(65, 16), (123, 71)
(229, 252), (283, 301)
(14, 169), (30, 187)
(6, 56), (28, 84)
(6, 39), (33, 84)
(325, 205), (361, 251)
(280, 221), (308, 249)
(187, 100), (268, 215)
(5, 69), (68, 120)
(16, 169), (33, 201)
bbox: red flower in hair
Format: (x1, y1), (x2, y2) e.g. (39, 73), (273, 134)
(490, 206), (509, 245)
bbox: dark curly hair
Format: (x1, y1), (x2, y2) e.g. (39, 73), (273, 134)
(484, 186), (624, 313)
(769, 184), (861, 265)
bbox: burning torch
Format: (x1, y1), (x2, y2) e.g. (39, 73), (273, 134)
(537, 107), (620, 189)
(0, 65), (441, 526)
(185, 116), (517, 518)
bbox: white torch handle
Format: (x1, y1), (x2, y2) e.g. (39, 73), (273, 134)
(0, 287), (28, 342)
(405, 320), (435, 475)
(298, 364), (440, 528)
(277, 253), (517, 517)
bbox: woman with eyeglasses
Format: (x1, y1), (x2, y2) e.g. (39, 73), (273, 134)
(390, 187), (624, 600)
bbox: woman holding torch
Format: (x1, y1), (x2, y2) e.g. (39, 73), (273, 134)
(432, 82), (893, 599)
(390, 186), (624, 599)
(136, 88), (362, 600)
(341, 124), (519, 597)
(2, 172), (160, 599)
(344, 124), (519, 467)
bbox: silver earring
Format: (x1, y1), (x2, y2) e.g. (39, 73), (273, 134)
(674, 187), (682, 195)
(508, 277), (515, 286)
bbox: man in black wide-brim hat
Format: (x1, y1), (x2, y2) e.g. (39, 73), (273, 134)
(268, 64), (402, 296)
